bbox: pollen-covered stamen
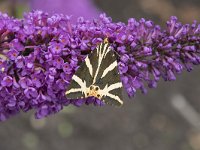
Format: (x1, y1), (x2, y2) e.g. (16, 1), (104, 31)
(86, 85), (102, 98)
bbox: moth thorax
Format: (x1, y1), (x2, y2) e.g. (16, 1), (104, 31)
(86, 85), (102, 99)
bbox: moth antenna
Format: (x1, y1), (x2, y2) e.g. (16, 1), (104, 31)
(113, 50), (120, 58)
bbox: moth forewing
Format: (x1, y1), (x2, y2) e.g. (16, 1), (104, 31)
(65, 60), (91, 99)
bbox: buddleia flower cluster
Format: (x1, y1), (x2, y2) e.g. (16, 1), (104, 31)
(0, 10), (199, 121)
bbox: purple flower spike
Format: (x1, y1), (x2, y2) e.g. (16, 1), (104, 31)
(0, 11), (199, 121)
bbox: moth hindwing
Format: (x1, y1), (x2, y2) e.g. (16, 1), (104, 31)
(65, 40), (123, 106)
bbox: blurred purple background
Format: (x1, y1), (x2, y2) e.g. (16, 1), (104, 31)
(0, 0), (200, 150)
(30, 0), (101, 21)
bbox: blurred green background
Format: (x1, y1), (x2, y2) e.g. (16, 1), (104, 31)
(0, 0), (200, 150)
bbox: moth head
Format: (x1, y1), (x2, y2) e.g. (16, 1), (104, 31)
(103, 38), (109, 44)
(86, 85), (102, 99)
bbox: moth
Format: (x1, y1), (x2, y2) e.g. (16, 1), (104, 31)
(65, 39), (123, 106)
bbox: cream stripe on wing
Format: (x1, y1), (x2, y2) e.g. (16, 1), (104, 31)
(102, 43), (108, 57)
(106, 93), (123, 104)
(72, 75), (87, 90)
(104, 46), (111, 58)
(92, 43), (110, 84)
(65, 88), (82, 95)
(85, 56), (93, 77)
(99, 83), (123, 104)
(107, 82), (123, 92)
(97, 44), (101, 56)
(92, 45), (102, 84)
(101, 83), (122, 96)
(101, 61), (117, 78)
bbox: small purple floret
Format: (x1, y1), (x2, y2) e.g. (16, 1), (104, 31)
(1, 76), (13, 87)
